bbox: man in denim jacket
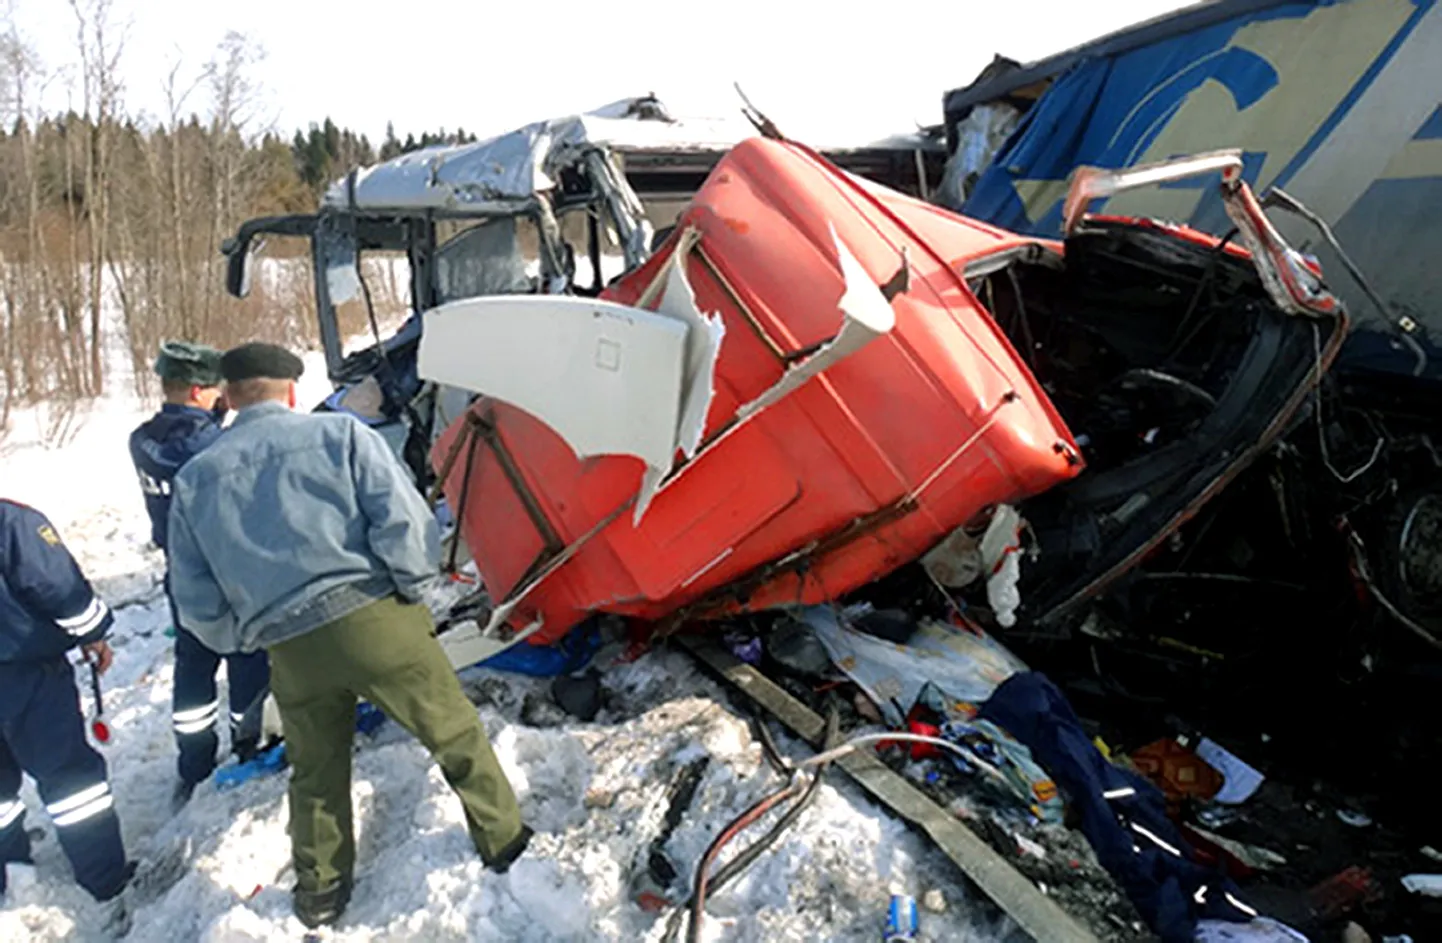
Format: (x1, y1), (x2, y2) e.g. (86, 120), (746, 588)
(167, 342), (528, 929)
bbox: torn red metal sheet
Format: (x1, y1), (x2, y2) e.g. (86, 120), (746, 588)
(429, 139), (1345, 648)
(431, 138), (1080, 645)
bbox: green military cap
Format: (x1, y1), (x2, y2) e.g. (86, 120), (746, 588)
(154, 341), (224, 387)
(221, 341), (305, 383)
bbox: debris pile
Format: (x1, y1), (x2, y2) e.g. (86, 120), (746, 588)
(682, 556), (1434, 941)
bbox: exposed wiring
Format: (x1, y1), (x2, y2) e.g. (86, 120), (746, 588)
(686, 788), (797, 943)
(1004, 266), (1037, 370)
(705, 774), (823, 892)
(751, 712), (790, 776)
(1266, 187), (1427, 377)
(795, 731), (1000, 778)
(669, 707), (837, 943)
(1312, 322), (1384, 484)
(668, 723), (1026, 941)
(671, 778), (819, 943)
(1345, 528), (1442, 651)
(667, 727), (1030, 941)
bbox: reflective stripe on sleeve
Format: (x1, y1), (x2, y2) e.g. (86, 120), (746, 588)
(56, 596), (109, 636)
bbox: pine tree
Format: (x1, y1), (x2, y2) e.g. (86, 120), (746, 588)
(380, 121), (400, 161)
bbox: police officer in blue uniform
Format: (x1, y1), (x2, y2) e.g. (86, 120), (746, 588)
(129, 341), (272, 806)
(1, 499), (131, 905)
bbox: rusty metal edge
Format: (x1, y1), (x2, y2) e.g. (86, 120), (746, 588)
(677, 635), (1100, 943)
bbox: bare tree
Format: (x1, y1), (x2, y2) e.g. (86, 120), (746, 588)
(0, 24), (24, 427)
(200, 31), (265, 339)
(0, 13), (416, 437)
(0, 17), (63, 429)
(68, 0), (127, 393)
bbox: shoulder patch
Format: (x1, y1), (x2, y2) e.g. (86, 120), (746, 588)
(37, 524), (61, 546)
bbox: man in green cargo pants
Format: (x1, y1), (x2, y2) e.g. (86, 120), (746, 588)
(166, 342), (531, 929)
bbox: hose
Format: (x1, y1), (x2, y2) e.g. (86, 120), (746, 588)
(664, 766), (827, 943)
(665, 708), (838, 943)
(685, 779), (808, 943)
(751, 711), (790, 776)
(797, 731), (991, 773)
(671, 732), (993, 943)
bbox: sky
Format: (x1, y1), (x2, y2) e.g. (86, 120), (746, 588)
(6, 0), (1197, 146)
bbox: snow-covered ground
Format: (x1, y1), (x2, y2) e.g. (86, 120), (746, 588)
(1, 328), (1007, 940)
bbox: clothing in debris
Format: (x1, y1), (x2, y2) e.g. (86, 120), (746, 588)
(979, 671), (1258, 943)
(165, 393), (525, 921)
(130, 389), (270, 787)
(0, 500), (128, 901)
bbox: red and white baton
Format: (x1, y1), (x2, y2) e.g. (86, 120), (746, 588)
(87, 659), (111, 745)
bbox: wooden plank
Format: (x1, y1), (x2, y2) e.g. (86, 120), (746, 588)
(679, 636), (1099, 943)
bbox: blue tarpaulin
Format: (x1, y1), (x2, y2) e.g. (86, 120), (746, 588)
(955, 0), (1442, 370)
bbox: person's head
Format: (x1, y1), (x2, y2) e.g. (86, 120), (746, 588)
(220, 342), (305, 410)
(154, 341), (224, 409)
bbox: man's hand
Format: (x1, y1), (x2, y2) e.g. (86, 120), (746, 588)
(82, 640), (114, 675)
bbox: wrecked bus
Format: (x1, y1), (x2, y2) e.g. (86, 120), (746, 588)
(220, 102), (664, 496)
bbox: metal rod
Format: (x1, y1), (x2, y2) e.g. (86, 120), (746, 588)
(426, 410), (481, 509)
(693, 245), (788, 361)
(445, 421), (483, 575)
(475, 414), (564, 553)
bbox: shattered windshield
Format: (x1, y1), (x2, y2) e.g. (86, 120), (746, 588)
(435, 217), (534, 304)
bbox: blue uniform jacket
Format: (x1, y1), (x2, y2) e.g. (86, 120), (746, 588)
(0, 499), (114, 663)
(128, 404), (222, 551)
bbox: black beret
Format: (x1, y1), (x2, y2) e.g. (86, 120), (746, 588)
(221, 342), (305, 383)
(154, 341), (224, 387)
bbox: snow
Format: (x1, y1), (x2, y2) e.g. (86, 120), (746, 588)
(1, 315), (1008, 941)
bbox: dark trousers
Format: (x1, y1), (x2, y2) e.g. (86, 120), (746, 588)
(0, 659), (127, 901)
(173, 625), (272, 785)
(268, 596), (522, 892)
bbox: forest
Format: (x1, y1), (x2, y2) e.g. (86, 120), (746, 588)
(0, 1), (476, 429)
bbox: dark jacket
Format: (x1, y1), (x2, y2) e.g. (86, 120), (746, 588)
(0, 499), (114, 663)
(128, 404), (223, 551)
(979, 671), (1257, 942)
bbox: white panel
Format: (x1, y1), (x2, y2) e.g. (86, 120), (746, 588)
(633, 231), (728, 524)
(417, 295), (688, 473)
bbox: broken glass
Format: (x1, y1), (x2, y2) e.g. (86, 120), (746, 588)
(435, 218), (533, 303)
